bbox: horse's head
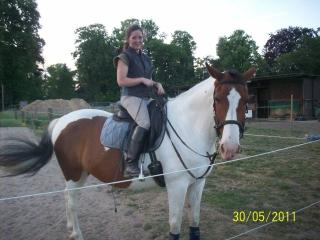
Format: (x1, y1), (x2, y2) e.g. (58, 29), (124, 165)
(206, 63), (256, 160)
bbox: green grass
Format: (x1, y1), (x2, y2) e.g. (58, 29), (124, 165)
(137, 125), (319, 239)
(0, 110), (50, 130)
(200, 126), (320, 239)
(0, 111), (24, 127)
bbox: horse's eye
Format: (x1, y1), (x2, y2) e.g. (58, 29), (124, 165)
(214, 97), (220, 102)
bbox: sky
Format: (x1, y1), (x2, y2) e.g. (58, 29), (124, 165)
(36, 0), (320, 70)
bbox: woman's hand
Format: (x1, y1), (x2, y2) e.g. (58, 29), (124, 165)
(141, 78), (155, 87)
(153, 82), (165, 95)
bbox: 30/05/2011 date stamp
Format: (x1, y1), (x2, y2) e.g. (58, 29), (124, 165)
(233, 210), (296, 223)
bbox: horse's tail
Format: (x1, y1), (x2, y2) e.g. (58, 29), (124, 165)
(0, 120), (57, 177)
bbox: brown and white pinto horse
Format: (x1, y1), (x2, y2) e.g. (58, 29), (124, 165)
(0, 64), (255, 240)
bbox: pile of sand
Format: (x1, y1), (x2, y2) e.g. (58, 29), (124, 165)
(21, 98), (91, 114)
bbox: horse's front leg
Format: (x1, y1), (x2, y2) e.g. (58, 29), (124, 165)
(186, 179), (206, 240)
(166, 177), (189, 240)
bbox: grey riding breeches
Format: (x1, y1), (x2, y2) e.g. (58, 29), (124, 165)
(120, 96), (150, 130)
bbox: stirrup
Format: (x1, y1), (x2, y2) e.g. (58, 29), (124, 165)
(138, 163), (145, 181)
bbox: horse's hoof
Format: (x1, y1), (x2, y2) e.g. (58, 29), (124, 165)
(169, 232), (180, 240)
(69, 232), (84, 240)
(189, 226), (200, 240)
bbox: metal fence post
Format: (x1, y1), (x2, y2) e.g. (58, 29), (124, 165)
(48, 108), (53, 121)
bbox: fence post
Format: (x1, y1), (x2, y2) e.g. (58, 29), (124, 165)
(21, 111), (25, 122)
(48, 108), (53, 121)
(290, 94), (293, 122)
(31, 112), (35, 130)
(1, 83), (4, 112)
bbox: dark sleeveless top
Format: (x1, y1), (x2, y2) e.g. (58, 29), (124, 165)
(114, 47), (153, 98)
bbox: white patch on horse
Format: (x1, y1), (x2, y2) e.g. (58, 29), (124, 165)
(52, 109), (112, 144)
(221, 88), (241, 144)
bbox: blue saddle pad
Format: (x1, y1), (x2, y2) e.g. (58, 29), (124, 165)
(100, 117), (131, 150)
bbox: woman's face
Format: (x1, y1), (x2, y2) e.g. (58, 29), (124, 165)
(128, 30), (143, 51)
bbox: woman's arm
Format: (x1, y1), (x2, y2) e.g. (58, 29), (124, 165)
(117, 60), (154, 87)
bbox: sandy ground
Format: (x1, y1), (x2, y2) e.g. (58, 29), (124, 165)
(0, 128), (169, 240)
(0, 120), (319, 240)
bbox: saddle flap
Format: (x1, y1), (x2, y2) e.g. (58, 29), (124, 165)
(101, 98), (166, 153)
(145, 100), (166, 152)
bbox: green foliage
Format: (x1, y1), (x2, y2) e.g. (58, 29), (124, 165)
(147, 39), (184, 86)
(111, 20), (197, 89)
(275, 36), (320, 74)
(216, 30), (261, 72)
(171, 30), (196, 55)
(170, 31), (196, 83)
(0, 0), (45, 106)
(73, 24), (118, 101)
(263, 26), (318, 67)
(43, 64), (75, 99)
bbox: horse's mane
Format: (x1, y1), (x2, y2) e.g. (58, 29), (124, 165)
(225, 69), (243, 82)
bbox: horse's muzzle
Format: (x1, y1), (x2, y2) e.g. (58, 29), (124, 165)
(219, 143), (240, 160)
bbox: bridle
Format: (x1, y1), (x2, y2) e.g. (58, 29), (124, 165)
(213, 79), (247, 139)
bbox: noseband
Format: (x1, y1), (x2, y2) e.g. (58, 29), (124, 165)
(213, 79), (246, 139)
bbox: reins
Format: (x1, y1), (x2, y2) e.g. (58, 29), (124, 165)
(163, 102), (218, 179)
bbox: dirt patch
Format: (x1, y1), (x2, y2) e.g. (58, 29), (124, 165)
(21, 98), (91, 114)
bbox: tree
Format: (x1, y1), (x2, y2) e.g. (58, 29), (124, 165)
(275, 36), (320, 74)
(263, 26), (318, 67)
(147, 39), (184, 87)
(216, 30), (260, 72)
(141, 19), (159, 43)
(0, 0), (45, 106)
(171, 31), (196, 55)
(73, 24), (117, 102)
(194, 56), (219, 82)
(170, 31), (196, 82)
(44, 64), (75, 99)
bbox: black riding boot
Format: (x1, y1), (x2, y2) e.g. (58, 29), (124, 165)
(124, 126), (148, 177)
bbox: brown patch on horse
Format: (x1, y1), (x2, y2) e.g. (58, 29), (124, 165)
(54, 116), (131, 188)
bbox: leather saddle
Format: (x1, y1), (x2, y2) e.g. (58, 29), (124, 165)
(113, 98), (167, 153)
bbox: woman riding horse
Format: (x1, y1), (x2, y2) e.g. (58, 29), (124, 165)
(114, 24), (165, 177)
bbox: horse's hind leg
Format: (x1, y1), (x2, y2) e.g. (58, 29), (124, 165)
(186, 179), (206, 240)
(64, 171), (88, 240)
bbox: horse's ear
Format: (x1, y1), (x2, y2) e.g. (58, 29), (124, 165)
(205, 63), (223, 81)
(242, 67), (256, 81)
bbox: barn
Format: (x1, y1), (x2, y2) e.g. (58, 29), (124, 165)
(248, 74), (320, 119)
